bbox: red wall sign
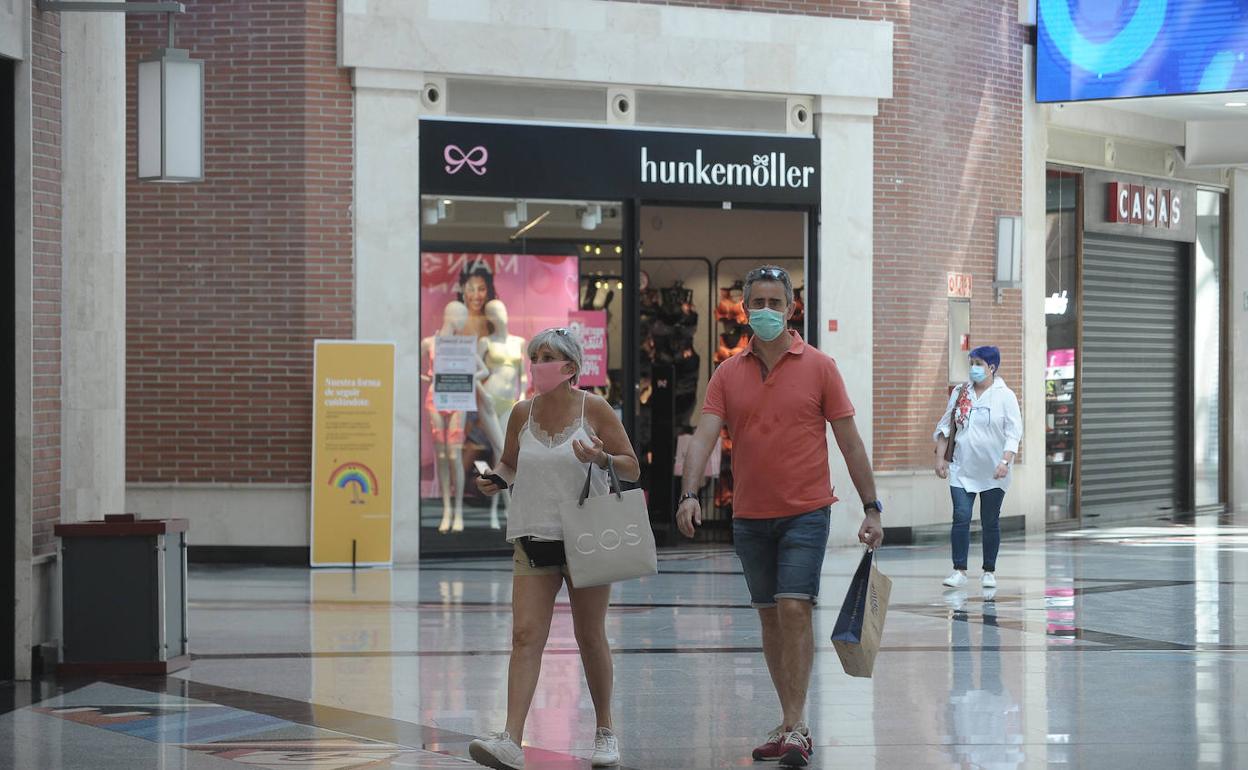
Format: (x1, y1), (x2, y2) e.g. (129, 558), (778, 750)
(946, 272), (973, 299)
(1107, 182), (1181, 229)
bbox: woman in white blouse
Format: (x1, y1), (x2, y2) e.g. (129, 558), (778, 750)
(933, 346), (1022, 591)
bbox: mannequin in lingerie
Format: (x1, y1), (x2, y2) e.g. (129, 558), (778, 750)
(421, 301), (488, 533)
(477, 299), (526, 529)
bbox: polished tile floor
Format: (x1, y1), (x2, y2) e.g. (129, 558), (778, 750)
(5, 516), (1248, 768)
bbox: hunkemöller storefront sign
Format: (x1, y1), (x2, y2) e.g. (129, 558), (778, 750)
(420, 118), (821, 205)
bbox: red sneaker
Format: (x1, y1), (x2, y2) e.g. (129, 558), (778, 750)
(751, 725), (785, 761)
(778, 724), (813, 768)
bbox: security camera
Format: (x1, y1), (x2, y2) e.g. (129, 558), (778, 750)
(423, 83), (441, 106)
(608, 89), (635, 125)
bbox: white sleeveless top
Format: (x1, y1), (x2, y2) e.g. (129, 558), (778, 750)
(507, 392), (609, 542)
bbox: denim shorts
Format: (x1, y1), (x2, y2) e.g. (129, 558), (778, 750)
(732, 507), (831, 608)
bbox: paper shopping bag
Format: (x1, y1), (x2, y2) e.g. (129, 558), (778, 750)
(830, 549), (892, 678)
(559, 462), (657, 588)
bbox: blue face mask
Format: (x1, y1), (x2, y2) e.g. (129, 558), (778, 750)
(748, 308), (786, 342)
(969, 365), (988, 383)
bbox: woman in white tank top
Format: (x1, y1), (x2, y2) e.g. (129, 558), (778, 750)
(468, 328), (640, 770)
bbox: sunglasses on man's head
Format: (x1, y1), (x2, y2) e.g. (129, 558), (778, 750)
(553, 328), (571, 336)
(755, 267), (787, 281)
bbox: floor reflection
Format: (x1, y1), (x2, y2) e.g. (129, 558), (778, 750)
(946, 598), (1025, 768)
(6, 516), (1248, 768)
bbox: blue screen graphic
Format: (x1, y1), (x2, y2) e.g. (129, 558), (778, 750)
(1037, 0), (1248, 102)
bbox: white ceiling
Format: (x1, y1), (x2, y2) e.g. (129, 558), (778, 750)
(1098, 90), (1248, 121)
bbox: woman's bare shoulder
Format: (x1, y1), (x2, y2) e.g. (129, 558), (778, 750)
(583, 393), (622, 424)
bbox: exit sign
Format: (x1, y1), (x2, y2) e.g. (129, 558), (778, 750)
(947, 272), (973, 299)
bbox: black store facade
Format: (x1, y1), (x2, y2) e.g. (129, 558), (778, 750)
(417, 119), (820, 556)
(1045, 168), (1227, 524)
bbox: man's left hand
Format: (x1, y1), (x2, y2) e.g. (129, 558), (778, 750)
(993, 461), (1009, 480)
(858, 513), (883, 549)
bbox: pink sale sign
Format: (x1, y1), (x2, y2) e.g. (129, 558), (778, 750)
(568, 310), (608, 387)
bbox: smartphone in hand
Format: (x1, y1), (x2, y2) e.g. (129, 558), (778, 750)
(473, 461), (508, 488)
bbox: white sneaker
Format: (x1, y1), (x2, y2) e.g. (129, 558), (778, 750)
(942, 588), (968, 611)
(469, 731), (525, 770)
(942, 571), (967, 588)
(591, 726), (620, 766)
(981, 572), (997, 589)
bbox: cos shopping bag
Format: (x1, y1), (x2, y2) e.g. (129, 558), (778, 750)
(830, 549), (892, 678)
(558, 461), (657, 588)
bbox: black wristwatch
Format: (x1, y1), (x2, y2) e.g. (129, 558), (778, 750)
(863, 500), (884, 515)
(679, 491), (699, 504)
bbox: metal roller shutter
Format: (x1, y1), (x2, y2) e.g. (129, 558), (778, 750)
(1080, 233), (1188, 518)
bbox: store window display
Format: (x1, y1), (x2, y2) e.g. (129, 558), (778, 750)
(479, 299), (527, 528)
(414, 204), (624, 551)
(419, 250), (590, 544)
(421, 300), (489, 533)
(702, 259), (805, 523)
(459, 265), (497, 339)
(629, 246), (804, 542)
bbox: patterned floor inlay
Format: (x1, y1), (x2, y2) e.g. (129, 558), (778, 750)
(30, 682), (474, 769)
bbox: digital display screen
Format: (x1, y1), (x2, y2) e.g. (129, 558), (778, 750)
(1037, 0), (1248, 102)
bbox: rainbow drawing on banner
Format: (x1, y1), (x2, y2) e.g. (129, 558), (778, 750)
(329, 462), (380, 505)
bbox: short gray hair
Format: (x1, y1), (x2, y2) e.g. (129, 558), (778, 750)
(527, 327), (584, 381)
(743, 265), (794, 307)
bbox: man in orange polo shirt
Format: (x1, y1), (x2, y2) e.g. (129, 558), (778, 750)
(677, 265), (883, 768)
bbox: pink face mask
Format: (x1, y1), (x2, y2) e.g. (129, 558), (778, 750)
(531, 360), (574, 394)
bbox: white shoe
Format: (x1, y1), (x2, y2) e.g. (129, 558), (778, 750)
(981, 572), (997, 589)
(942, 588), (968, 611)
(591, 726), (620, 766)
(942, 571), (967, 588)
(469, 732), (525, 770)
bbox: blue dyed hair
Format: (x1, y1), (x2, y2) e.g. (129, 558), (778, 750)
(969, 345), (1000, 371)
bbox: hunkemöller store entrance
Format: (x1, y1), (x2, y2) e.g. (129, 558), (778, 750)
(417, 119), (821, 557)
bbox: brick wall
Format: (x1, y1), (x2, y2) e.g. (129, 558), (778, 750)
(124, 0), (354, 483)
(31, 3), (61, 555)
(625, 0), (1027, 471)
(124, 0), (1022, 483)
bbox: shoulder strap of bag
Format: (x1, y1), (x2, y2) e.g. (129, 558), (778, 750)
(948, 384), (967, 431)
(579, 455), (623, 506)
(942, 385), (964, 463)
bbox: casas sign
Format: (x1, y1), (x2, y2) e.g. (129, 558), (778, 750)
(1107, 182), (1181, 229)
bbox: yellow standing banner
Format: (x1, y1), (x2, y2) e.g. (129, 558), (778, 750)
(311, 341), (396, 566)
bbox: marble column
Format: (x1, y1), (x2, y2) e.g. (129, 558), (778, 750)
(1019, 45), (1049, 533)
(816, 98), (876, 545)
(353, 71), (424, 563)
(60, 2), (126, 523)
(13, 15), (35, 681)
(1231, 169), (1248, 512)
